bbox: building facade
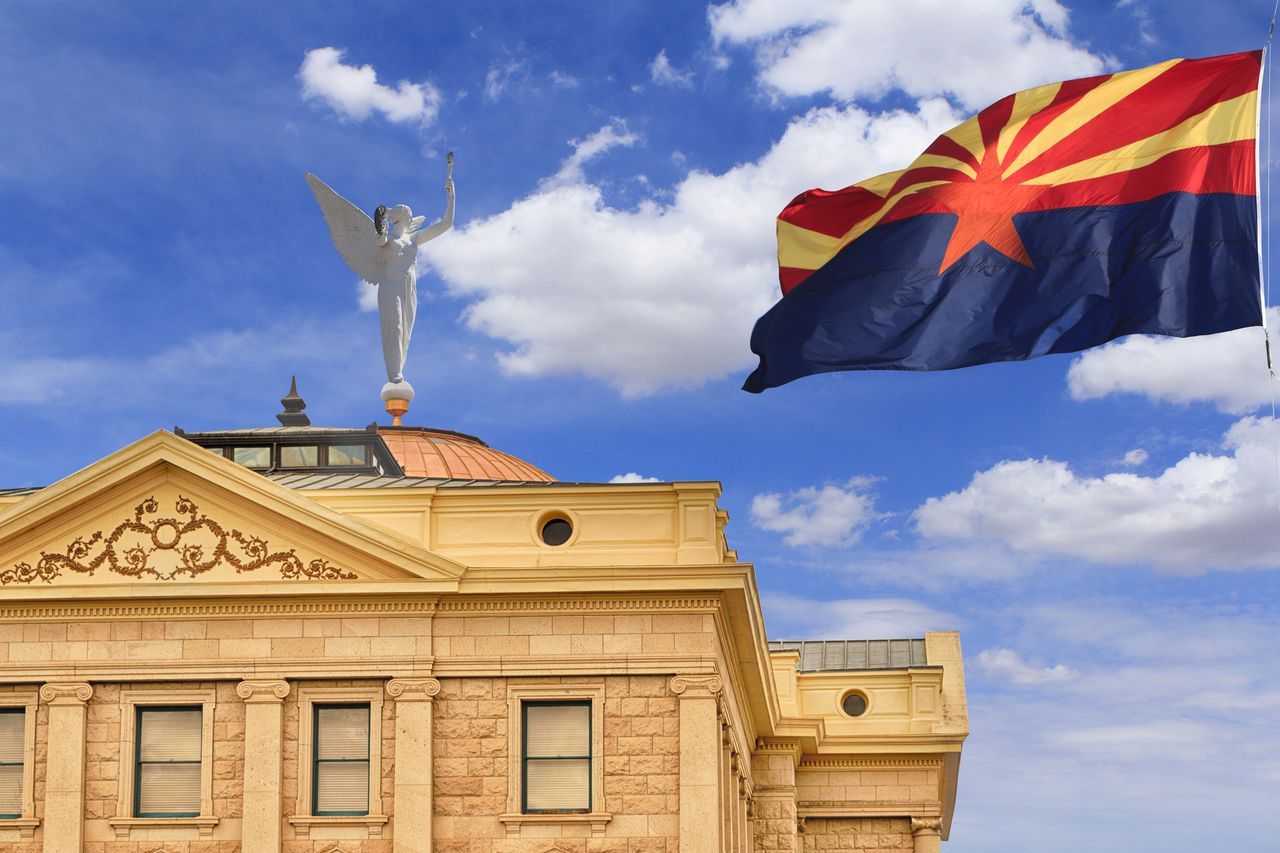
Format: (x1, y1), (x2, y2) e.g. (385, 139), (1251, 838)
(0, 423), (967, 853)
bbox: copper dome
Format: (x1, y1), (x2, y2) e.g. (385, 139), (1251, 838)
(378, 427), (555, 482)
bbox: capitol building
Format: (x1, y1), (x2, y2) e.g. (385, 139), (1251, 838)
(0, 388), (967, 853)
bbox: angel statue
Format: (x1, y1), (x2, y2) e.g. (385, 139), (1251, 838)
(305, 155), (455, 417)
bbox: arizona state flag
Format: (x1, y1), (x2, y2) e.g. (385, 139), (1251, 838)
(743, 51), (1263, 393)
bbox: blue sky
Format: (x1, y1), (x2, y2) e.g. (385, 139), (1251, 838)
(2, 1), (1279, 849)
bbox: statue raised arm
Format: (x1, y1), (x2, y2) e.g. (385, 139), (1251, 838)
(305, 157), (455, 421)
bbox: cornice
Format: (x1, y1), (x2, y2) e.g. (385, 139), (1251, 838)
(799, 757), (944, 769)
(797, 802), (942, 819)
(0, 598), (441, 621)
(0, 594), (724, 622)
(437, 595), (722, 614)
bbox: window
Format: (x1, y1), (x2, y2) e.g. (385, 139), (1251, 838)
(840, 690), (868, 717)
(113, 687), (216, 837)
(289, 685), (386, 836)
(328, 444), (368, 466)
(0, 709), (22, 820)
(522, 702), (591, 813)
(233, 446), (270, 468)
(280, 445), (319, 467)
(312, 704), (370, 816)
(134, 707), (202, 818)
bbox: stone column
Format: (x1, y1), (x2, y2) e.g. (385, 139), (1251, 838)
(40, 682), (93, 853)
(386, 678), (441, 853)
(670, 675), (724, 853)
(911, 817), (943, 853)
(237, 680), (290, 853)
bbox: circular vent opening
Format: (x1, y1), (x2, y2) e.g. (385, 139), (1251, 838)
(540, 517), (573, 546)
(840, 691), (868, 717)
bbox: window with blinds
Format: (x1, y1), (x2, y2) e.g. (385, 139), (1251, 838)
(0, 709), (23, 819)
(313, 704), (370, 816)
(135, 707), (202, 817)
(522, 701), (591, 813)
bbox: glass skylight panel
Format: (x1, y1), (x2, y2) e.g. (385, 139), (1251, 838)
(233, 446), (271, 468)
(329, 444), (367, 466)
(280, 446), (319, 468)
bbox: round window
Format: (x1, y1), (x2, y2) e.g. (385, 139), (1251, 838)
(540, 517), (573, 546)
(841, 691), (868, 717)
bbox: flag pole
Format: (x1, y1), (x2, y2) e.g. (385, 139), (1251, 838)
(1263, 1), (1279, 370)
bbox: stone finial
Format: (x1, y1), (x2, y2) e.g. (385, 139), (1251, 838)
(277, 376), (311, 426)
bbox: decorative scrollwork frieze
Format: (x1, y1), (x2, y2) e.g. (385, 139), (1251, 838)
(39, 682), (93, 705)
(2, 496), (357, 584)
(236, 680), (290, 703)
(668, 674), (723, 698)
(385, 678), (441, 701)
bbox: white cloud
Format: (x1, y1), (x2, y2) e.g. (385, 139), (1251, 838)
(1066, 309), (1276, 415)
(356, 281), (378, 313)
(830, 541), (1031, 589)
(977, 647), (1078, 685)
(649, 50), (694, 87)
(549, 69), (579, 89)
(914, 416), (1280, 572)
(763, 592), (960, 639)
(610, 472), (661, 483)
(484, 57), (528, 101)
(545, 118), (640, 188)
(708, 0), (1103, 109)
(422, 100), (961, 396)
(960, 598), (1280, 850)
(298, 47), (440, 124)
(1122, 448), (1148, 467)
(1117, 0), (1159, 46)
(751, 477), (880, 547)
(0, 318), (368, 411)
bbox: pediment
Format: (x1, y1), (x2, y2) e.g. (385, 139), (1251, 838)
(0, 431), (464, 592)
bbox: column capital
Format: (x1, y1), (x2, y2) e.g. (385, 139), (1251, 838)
(386, 677), (441, 702)
(236, 679), (290, 703)
(669, 674), (722, 698)
(911, 816), (943, 836)
(39, 682), (93, 706)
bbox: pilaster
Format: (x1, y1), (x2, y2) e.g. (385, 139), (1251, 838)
(40, 682), (93, 853)
(751, 739), (802, 853)
(670, 674), (724, 853)
(386, 677), (441, 853)
(911, 816), (943, 853)
(238, 679), (290, 853)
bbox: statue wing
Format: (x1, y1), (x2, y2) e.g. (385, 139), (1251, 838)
(304, 173), (384, 283)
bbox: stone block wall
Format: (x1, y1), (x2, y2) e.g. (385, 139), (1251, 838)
(430, 613), (716, 659)
(796, 766), (939, 806)
(801, 817), (913, 852)
(433, 675), (680, 853)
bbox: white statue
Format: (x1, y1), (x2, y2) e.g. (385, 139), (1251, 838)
(305, 157), (455, 415)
